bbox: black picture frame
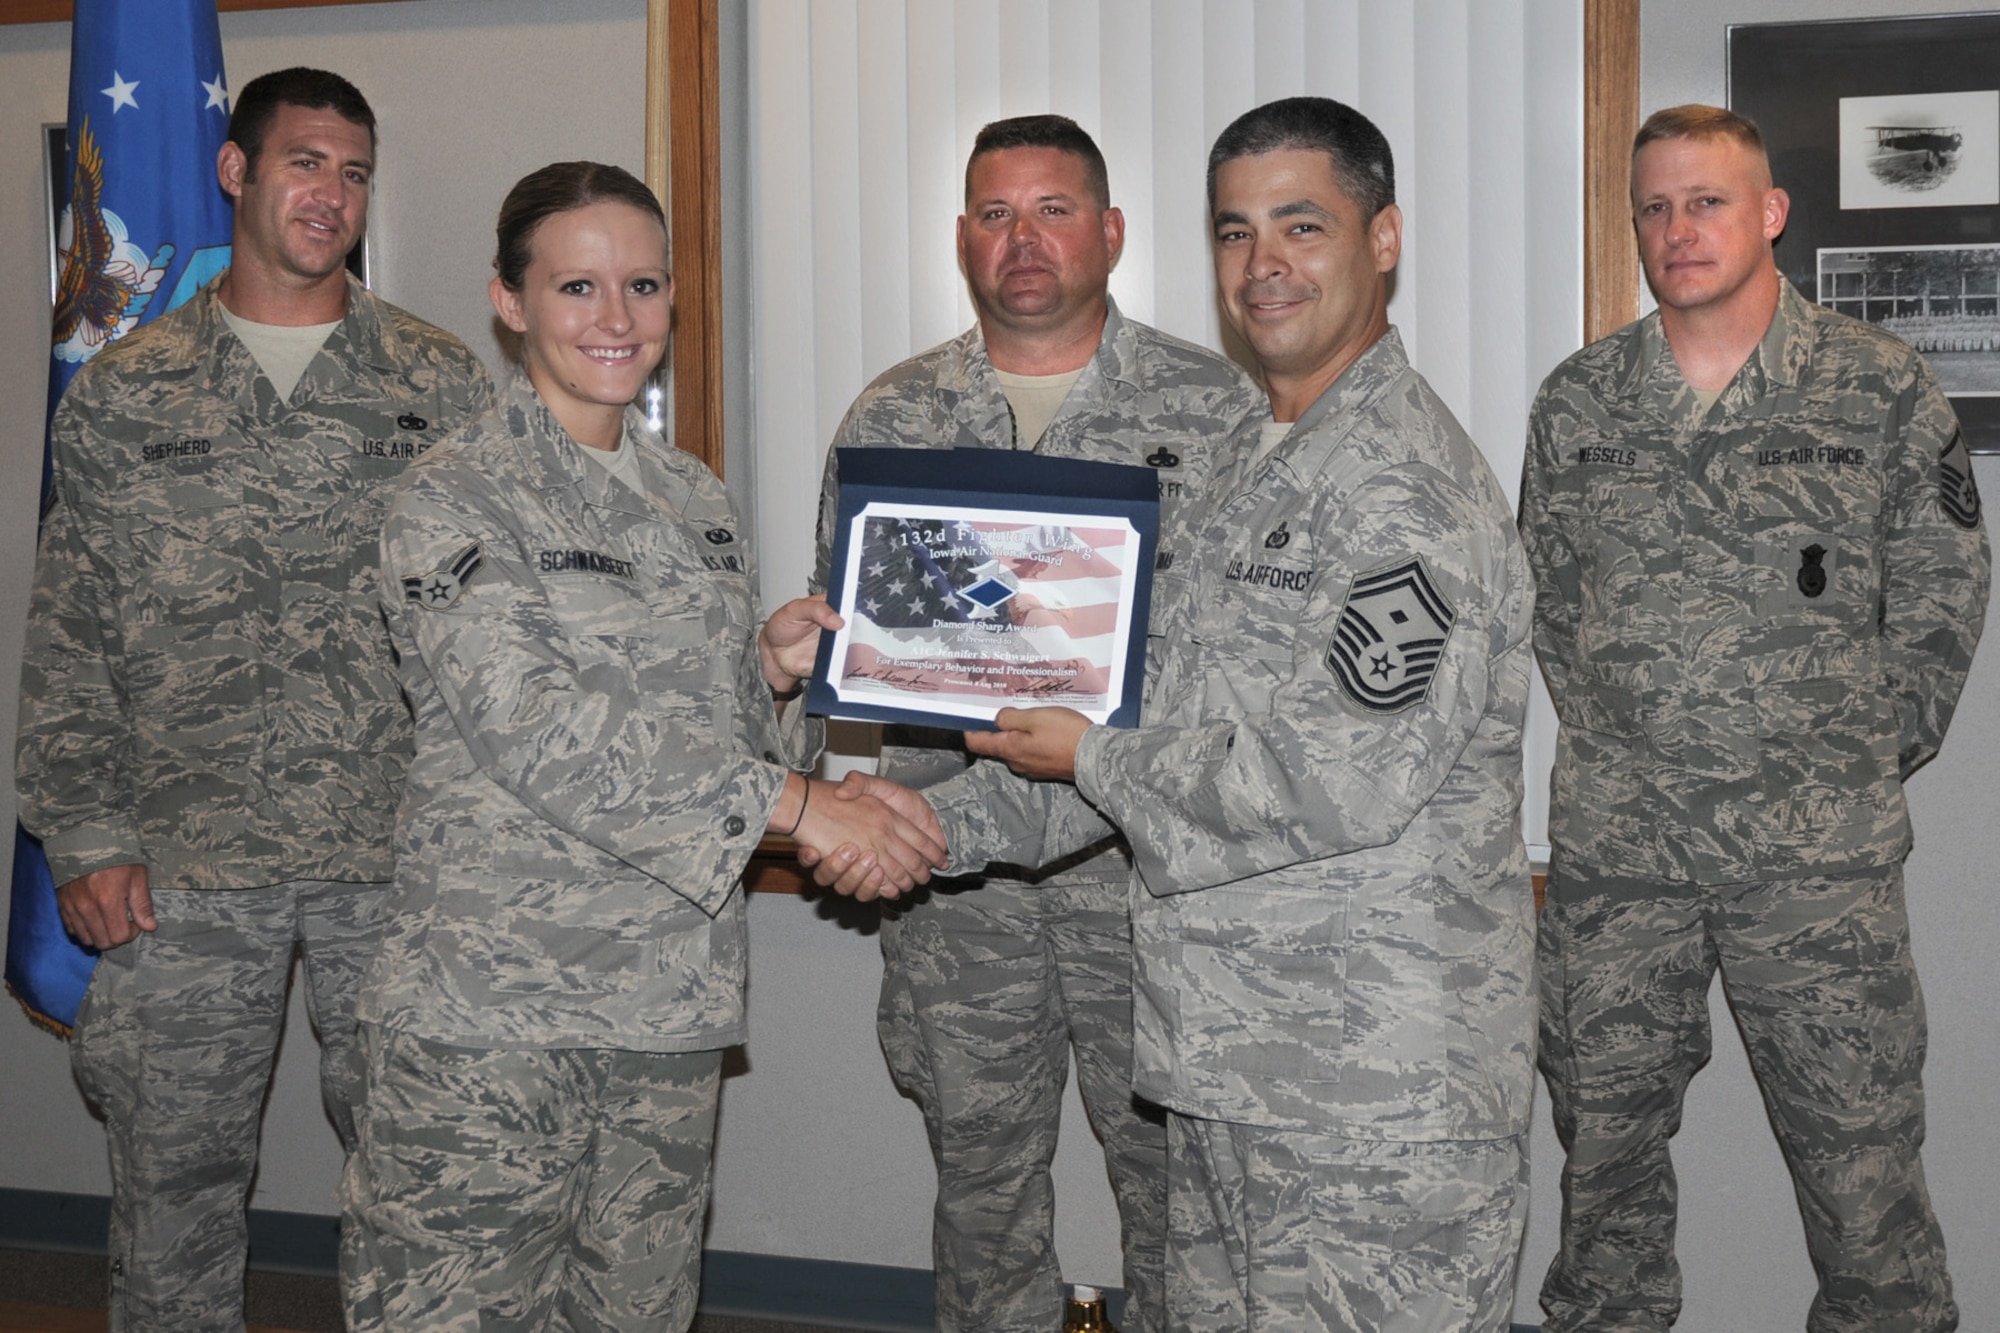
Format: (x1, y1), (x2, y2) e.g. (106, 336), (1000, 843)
(1731, 13), (2000, 452)
(810, 447), (1159, 731)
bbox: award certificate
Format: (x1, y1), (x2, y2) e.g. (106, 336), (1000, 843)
(808, 448), (1161, 729)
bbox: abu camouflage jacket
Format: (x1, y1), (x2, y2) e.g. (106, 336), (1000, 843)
(359, 377), (818, 1052)
(1521, 280), (1991, 883)
(16, 276), (494, 890)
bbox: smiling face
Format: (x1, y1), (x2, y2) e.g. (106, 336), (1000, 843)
(1210, 147), (1399, 420)
(219, 102), (372, 299)
(489, 200), (673, 450)
(1631, 133), (1788, 318)
(957, 146), (1123, 360)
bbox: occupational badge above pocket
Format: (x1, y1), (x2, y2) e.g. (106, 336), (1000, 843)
(1325, 556), (1455, 713)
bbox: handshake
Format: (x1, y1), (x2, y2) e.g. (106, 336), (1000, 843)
(774, 771), (948, 902)
(758, 595), (1093, 900)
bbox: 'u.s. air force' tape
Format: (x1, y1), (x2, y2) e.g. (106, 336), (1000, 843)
(403, 542), (483, 610)
(1326, 555), (1455, 713)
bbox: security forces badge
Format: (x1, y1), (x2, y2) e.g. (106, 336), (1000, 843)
(1327, 556), (1455, 713)
(404, 543), (483, 610)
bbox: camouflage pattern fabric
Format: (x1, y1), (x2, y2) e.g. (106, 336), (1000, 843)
(17, 274), (496, 890)
(1520, 281), (1989, 884)
(1522, 283), (1985, 1333)
(1538, 856), (1953, 1332)
(923, 328), (1536, 1327)
(340, 1028), (722, 1333)
(814, 298), (1259, 1333)
(70, 881), (392, 1332)
(359, 374), (821, 1053)
(14, 272), (492, 1333)
(928, 329), (1538, 1142)
(877, 877), (1169, 1333)
(1167, 1114), (1527, 1333)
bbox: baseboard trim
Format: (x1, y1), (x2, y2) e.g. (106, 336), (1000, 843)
(0, 1187), (1539, 1331)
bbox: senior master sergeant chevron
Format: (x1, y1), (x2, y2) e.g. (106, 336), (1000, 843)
(1520, 105), (1989, 1333)
(821, 95), (1538, 1333)
(15, 68), (493, 1331)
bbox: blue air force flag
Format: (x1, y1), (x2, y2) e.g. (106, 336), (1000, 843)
(6, 0), (231, 1034)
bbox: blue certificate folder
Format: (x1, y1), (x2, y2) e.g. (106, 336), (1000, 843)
(809, 447), (1161, 730)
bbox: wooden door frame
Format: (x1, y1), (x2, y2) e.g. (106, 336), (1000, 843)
(647, 0), (725, 477)
(1585, 0), (1641, 342)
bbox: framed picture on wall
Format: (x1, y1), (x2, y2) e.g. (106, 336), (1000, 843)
(1731, 13), (2000, 452)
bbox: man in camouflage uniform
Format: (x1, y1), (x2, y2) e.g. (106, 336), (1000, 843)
(812, 115), (1259, 1333)
(15, 68), (493, 1331)
(832, 96), (1538, 1333)
(1520, 105), (1988, 1332)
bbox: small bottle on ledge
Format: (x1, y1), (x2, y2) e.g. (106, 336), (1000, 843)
(1063, 1283), (1116, 1332)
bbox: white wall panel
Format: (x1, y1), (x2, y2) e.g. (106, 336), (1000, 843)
(856, 0), (913, 380)
(1098, 0), (1156, 326)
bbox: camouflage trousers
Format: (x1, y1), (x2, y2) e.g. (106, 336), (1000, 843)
(1165, 1112), (1527, 1332)
(68, 879), (392, 1333)
(878, 876), (1168, 1333)
(340, 1029), (722, 1333)
(1537, 855), (1956, 1332)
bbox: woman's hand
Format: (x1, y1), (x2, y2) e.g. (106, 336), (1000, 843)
(770, 774), (947, 901)
(759, 595), (842, 696)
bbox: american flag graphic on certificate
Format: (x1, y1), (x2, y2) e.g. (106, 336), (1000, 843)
(825, 503), (1143, 724)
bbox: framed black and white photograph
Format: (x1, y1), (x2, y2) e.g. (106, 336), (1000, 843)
(1819, 244), (2000, 397)
(1838, 90), (1999, 210)
(1732, 13), (2000, 450)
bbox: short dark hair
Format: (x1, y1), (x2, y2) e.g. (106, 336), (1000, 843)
(1206, 96), (1395, 219)
(965, 114), (1110, 210)
(228, 67), (376, 173)
(1633, 103), (1767, 158)
(494, 161), (668, 291)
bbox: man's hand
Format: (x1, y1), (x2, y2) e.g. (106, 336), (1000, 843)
(759, 595), (843, 695)
(797, 772), (952, 898)
(56, 862), (155, 950)
(963, 706), (1091, 781)
(788, 777), (947, 902)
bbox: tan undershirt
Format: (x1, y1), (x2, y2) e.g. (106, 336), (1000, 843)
(1249, 418), (1292, 474)
(996, 367), (1085, 448)
(574, 422), (646, 497)
(219, 308), (341, 402)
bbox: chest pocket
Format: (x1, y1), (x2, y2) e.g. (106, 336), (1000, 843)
(111, 464), (250, 630)
(1544, 455), (1673, 654)
(1736, 470), (1882, 629)
(1188, 520), (1316, 719)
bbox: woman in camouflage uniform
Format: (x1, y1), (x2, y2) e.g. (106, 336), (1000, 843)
(338, 162), (943, 1332)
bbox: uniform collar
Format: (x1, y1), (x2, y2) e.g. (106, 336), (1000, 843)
(943, 295), (1138, 445)
(189, 271), (397, 377)
(1246, 327), (1412, 485)
(1618, 275), (1808, 401)
(502, 371), (689, 517)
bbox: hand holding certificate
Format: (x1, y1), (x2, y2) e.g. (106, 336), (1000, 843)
(809, 447), (1160, 729)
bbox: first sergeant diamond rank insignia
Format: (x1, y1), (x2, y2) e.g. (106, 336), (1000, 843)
(1327, 556), (1455, 713)
(404, 542), (483, 610)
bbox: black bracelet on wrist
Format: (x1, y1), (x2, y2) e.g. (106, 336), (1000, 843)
(784, 780), (811, 837)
